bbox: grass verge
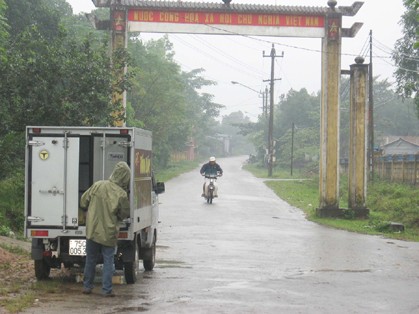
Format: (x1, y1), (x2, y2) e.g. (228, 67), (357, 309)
(156, 160), (200, 182)
(245, 164), (419, 242)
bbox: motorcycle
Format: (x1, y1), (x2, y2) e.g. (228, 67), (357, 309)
(202, 172), (221, 204)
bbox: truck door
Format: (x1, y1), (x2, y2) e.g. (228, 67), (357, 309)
(28, 134), (80, 227)
(92, 134), (130, 182)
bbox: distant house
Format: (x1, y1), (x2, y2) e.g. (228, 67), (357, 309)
(381, 136), (419, 146)
(380, 137), (419, 156)
(376, 137), (419, 185)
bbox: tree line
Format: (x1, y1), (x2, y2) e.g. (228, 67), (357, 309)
(0, 0), (228, 180)
(0, 0), (417, 178)
(242, 80), (419, 173)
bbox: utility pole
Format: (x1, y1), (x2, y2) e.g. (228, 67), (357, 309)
(264, 87), (269, 117)
(368, 30), (374, 181)
(263, 44), (283, 177)
(259, 89), (266, 116)
(291, 122), (295, 176)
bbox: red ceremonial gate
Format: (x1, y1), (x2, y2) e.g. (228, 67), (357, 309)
(91, 0), (365, 217)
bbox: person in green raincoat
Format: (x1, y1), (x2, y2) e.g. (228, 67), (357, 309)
(80, 161), (131, 297)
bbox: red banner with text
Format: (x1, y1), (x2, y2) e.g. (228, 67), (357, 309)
(128, 10), (324, 28)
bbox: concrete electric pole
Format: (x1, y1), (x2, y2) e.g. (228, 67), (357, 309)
(263, 44), (283, 177)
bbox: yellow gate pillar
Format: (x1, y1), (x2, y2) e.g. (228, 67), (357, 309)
(317, 3), (342, 217)
(110, 7), (128, 127)
(348, 57), (369, 217)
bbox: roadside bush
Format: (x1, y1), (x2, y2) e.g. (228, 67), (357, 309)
(0, 132), (25, 180)
(367, 179), (419, 229)
(0, 224), (12, 236)
(0, 171), (25, 234)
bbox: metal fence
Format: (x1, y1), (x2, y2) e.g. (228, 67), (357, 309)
(374, 154), (419, 185)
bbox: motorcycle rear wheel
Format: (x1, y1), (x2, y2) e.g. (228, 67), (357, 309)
(207, 190), (213, 204)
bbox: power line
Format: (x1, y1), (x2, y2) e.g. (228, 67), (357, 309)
(189, 34), (264, 74)
(140, 24), (418, 103)
(170, 34), (264, 81)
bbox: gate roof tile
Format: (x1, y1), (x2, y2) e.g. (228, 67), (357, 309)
(95, 0), (334, 15)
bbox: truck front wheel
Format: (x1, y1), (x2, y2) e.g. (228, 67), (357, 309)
(143, 236), (156, 271)
(34, 259), (50, 280)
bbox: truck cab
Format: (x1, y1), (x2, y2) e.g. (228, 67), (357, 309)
(25, 126), (164, 283)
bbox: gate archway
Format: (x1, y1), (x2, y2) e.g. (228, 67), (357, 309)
(91, 0), (364, 216)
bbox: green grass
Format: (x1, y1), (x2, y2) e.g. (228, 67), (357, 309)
(0, 243), (29, 256)
(1, 291), (36, 313)
(265, 179), (318, 212)
(155, 160), (200, 182)
(244, 164), (308, 179)
(245, 164), (419, 242)
(0, 281), (63, 313)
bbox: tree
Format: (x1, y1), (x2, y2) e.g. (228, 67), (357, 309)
(5, 0), (70, 40)
(0, 0), (9, 61)
(273, 89), (320, 170)
(0, 0), (223, 177)
(393, 0), (419, 117)
(407, 0), (419, 48)
(219, 111), (254, 155)
(373, 79), (419, 137)
(0, 0), (128, 178)
(0, 28), (119, 132)
(274, 88), (320, 137)
(127, 36), (222, 168)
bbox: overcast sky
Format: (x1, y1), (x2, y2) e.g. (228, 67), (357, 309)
(67, 0), (405, 120)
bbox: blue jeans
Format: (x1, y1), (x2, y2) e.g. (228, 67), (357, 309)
(83, 239), (115, 295)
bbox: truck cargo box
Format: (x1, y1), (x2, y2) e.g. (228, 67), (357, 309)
(25, 126), (164, 283)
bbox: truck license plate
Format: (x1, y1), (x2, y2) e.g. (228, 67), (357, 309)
(69, 239), (86, 256)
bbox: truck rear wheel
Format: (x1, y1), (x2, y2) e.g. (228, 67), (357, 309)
(124, 261), (136, 284)
(124, 239), (139, 284)
(34, 259), (50, 280)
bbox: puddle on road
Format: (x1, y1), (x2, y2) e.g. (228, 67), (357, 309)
(284, 268), (373, 280)
(156, 259), (192, 269)
(112, 305), (150, 313)
(315, 269), (372, 273)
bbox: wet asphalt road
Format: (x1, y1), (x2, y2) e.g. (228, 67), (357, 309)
(24, 156), (419, 314)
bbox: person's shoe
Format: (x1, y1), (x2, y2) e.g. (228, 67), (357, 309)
(104, 292), (115, 297)
(82, 289), (92, 295)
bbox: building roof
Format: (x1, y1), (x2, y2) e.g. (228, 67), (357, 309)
(381, 137), (419, 149)
(381, 136), (419, 147)
(92, 0), (363, 16)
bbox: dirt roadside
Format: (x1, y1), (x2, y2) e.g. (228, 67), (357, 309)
(0, 235), (31, 251)
(0, 236), (37, 313)
(0, 236), (119, 314)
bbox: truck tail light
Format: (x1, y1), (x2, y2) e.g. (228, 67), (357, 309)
(118, 232), (128, 239)
(120, 129), (129, 135)
(31, 230), (49, 237)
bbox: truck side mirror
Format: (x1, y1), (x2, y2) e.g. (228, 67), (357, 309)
(154, 182), (165, 194)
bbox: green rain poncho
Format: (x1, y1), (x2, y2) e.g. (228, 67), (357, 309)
(80, 162), (131, 247)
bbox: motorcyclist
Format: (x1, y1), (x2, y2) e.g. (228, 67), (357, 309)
(200, 156), (223, 197)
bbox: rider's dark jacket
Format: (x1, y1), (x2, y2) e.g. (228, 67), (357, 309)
(200, 162), (223, 177)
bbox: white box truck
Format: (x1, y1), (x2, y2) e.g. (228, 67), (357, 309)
(24, 126), (165, 284)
